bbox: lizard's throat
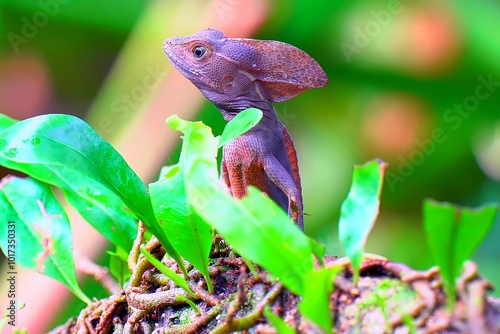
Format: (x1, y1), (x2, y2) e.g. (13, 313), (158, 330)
(217, 103), (270, 121)
(213, 98), (274, 121)
(218, 105), (280, 127)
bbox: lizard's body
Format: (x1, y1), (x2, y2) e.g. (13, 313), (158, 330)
(221, 109), (301, 225)
(163, 29), (327, 230)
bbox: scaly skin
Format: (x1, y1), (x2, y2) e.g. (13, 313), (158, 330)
(163, 28), (328, 230)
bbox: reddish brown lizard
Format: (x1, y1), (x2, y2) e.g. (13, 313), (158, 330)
(163, 28), (328, 230)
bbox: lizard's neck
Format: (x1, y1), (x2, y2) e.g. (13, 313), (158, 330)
(218, 102), (280, 129)
(217, 101), (280, 127)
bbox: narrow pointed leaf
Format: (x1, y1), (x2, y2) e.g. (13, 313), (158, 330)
(264, 306), (296, 334)
(108, 246), (130, 288)
(299, 266), (341, 333)
(140, 245), (196, 298)
(339, 159), (387, 284)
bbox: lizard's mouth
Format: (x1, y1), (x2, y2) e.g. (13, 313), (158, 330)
(163, 40), (218, 90)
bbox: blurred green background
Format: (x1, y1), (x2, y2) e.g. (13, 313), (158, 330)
(1, 0), (499, 328)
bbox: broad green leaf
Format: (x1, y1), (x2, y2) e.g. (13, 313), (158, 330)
(0, 113), (17, 131)
(298, 266), (341, 333)
(140, 245), (196, 298)
(0, 114), (183, 266)
(0, 115), (140, 249)
(218, 108), (263, 147)
(189, 184), (314, 295)
(238, 188), (314, 295)
(0, 115), (151, 220)
(60, 173), (137, 250)
(149, 163), (213, 290)
(162, 115), (220, 289)
(423, 200), (498, 308)
(0, 176), (90, 303)
(264, 306), (296, 334)
(338, 159), (387, 284)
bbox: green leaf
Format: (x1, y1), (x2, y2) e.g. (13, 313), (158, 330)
(140, 245), (196, 298)
(0, 176), (90, 303)
(149, 163), (213, 291)
(423, 200), (498, 308)
(264, 306), (296, 334)
(176, 295), (200, 314)
(0, 114), (183, 267)
(309, 237), (326, 266)
(218, 108), (263, 147)
(0, 113), (17, 131)
(338, 159), (387, 284)
(162, 115), (220, 288)
(197, 185), (313, 294)
(298, 266), (341, 333)
(0, 114), (151, 221)
(237, 188), (315, 295)
(0, 115), (141, 249)
(108, 246), (130, 288)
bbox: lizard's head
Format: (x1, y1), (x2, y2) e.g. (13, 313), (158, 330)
(164, 28), (328, 114)
(164, 28), (264, 113)
(163, 29), (225, 83)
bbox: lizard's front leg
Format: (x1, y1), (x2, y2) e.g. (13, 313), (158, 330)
(220, 161), (232, 195)
(220, 159), (246, 198)
(262, 155), (304, 230)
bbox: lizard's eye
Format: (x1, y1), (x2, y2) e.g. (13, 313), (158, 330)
(192, 45), (207, 59)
